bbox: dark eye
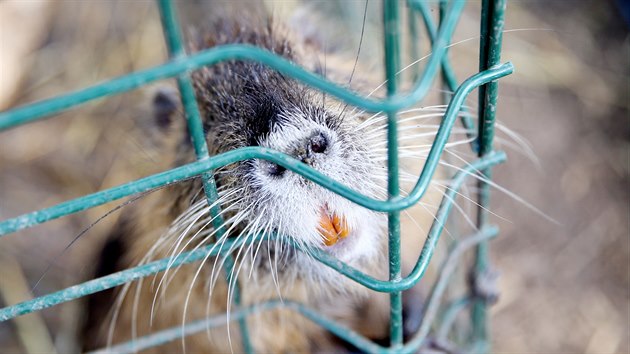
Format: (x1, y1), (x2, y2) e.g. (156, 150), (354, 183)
(310, 133), (328, 154)
(265, 162), (286, 177)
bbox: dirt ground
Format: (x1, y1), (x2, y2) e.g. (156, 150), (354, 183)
(486, 1), (628, 352)
(0, 1), (627, 353)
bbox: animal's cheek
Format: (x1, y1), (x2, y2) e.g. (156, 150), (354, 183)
(250, 190), (322, 241)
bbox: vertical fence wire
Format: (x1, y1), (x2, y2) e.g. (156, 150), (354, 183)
(383, 0), (403, 347)
(473, 0), (507, 350)
(156, 1), (253, 352)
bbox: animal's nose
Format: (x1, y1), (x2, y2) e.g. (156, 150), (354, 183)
(296, 132), (328, 165)
(309, 132), (328, 154)
(262, 132), (329, 178)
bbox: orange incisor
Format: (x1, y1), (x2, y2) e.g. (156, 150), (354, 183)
(318, 208), (349, 246)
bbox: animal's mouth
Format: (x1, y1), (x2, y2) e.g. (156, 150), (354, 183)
(318, 206), (349, 246)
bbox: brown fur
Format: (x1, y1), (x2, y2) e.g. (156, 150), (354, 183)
(83, 9), (441, 353)
(83, 14), (391, 353)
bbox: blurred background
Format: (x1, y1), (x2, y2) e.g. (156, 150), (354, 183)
(0, 0), (627, 353)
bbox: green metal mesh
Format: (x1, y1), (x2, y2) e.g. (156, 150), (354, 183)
(0, 0), (511, 352)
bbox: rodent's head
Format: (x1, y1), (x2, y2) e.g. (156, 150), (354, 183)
(199, 62), (385, 272)
(162, 20), (386, 282)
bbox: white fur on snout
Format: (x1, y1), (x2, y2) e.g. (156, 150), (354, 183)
(248, 109), (385, 272)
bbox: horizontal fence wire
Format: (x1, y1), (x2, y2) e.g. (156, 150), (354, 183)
(88, 227), (498, 354)
(0, 0), (510, 352)
(0, 66), (511, 237)
(0, 148), (502, 322)
(0, 0), (478, 130)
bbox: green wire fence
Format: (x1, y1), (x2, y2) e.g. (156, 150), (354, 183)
(0, 0), (511, 352)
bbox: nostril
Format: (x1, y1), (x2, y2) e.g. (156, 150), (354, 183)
(310, 132), (328, 154)
(265, 162), (286, 177)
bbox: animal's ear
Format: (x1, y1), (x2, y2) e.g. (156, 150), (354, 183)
(152, 87), (180, 131)
(146, 87), (188, 166)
